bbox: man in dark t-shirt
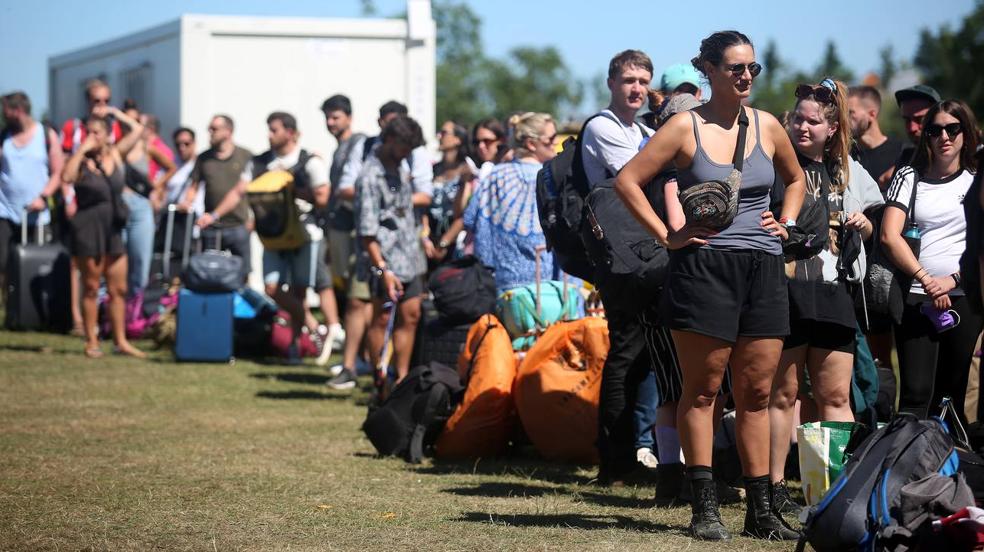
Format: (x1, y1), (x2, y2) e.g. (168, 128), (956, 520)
(893, 84), (941, 169)
(848, 85), (904, 193)
(181, 114), (253, 277)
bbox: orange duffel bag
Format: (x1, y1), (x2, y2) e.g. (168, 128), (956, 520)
(513, 317), (609, 464)
(435, 314), (518, 459)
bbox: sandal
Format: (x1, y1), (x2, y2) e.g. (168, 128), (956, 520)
(84, 346), (104, 359)
(113, 345), (147, 359)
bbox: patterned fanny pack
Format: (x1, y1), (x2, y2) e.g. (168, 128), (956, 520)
(678, 108), (749, 230)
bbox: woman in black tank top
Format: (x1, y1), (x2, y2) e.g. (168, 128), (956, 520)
(616, 31), (806, 541)
(61, 111), (147, 360)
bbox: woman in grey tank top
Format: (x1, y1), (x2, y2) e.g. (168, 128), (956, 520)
(616, 31), (806, 541)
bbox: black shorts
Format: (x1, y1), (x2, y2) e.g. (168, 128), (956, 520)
(662, 247), (789, 342)
(784, 320), (857, 353)
(369, 272), (424, 303)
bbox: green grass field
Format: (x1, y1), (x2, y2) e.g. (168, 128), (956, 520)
(0, 329), (792, 551)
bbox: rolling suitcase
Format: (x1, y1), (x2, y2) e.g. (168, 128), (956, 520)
(175, 288), (234, 362)
(150, 204), (195, 288)
(5, 211), (71, 332)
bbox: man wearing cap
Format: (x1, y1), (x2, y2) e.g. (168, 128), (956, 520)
(661, 62), (703, 100)
(581, 49), (659, 485)
(895, 84), (941, 166)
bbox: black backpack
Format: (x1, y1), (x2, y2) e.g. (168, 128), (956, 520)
(581, 173), (670, 314)
(427, 255), (496, 325)
(534, 113), (612, 283)
(797, 414), (960, 552)
(362, 361), (464, 464)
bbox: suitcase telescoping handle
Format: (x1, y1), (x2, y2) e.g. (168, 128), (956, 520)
(162, 204), (197, 278)
(20, 207), (44, 246)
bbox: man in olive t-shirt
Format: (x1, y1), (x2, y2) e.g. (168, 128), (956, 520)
(181, 114), (253, 277)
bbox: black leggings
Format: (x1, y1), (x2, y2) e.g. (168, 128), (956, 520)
(894, 294), (983, 424)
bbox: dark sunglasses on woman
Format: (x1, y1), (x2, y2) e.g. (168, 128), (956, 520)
(924, 123), (962, 138)
(722, 61), (762, 78)
(795, 78), (838, 104)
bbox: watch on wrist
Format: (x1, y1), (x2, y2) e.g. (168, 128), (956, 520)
(371, 264), (388, 278)
(952, 272), (962, 287)
(438, 239), (450, 249)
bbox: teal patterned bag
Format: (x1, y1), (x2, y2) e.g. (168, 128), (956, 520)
(496, 281), (581, 350)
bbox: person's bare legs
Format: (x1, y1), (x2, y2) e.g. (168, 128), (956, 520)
(342, 297), (371, 373)
(770, 345), (806, 483)
(78, 256), (104, 356)
(71, 258), (84, 334)
(105, 254), (144, 358)
(730, 336), (784, 478)
(806, 347), (855, 423)
(391, 295), (421, 381)
(318, 287), (340, 327)
(673, 330), (732, 469)
(366, 298), (388, 371)
(268, 283), (305, 341)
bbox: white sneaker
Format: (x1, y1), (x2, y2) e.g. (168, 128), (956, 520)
(636, 447), (659, 470)
(327, 363), (345, 378)
(327, 323), (345, 352)
(315, 325), (333, 367)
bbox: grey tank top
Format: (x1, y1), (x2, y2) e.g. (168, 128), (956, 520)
(678, 108), (781, 254)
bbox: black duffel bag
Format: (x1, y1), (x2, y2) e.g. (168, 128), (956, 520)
(427, 255), (496, 325)
(183, 250), (243, 293)
(581, 176), (668, 314)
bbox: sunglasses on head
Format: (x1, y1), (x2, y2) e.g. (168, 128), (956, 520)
(722, 62), (762, 78)
(795, 78), (838, 104)
(924, 123), (962, 138)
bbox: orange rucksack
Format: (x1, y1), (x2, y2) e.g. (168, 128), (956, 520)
(435, 315), (518, 459)
(513, 317), (609, 464)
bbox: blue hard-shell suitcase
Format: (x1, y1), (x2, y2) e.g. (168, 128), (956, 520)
(175, 289), (234, 362)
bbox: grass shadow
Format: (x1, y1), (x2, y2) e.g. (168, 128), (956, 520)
(577, 491), (654, 509)
(250, 372), (331, 385)
(443, 481), (556, 498)
(255, 390), (351, 400)
(453, 511), (678, 533)
(414, 457), (592, 486)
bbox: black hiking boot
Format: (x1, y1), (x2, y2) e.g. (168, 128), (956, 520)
(688, 476), (732, 541)
(742, 476), (801, 540)
(771, 479), (803, 517)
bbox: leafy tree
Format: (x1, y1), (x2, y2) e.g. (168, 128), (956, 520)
(878, 45), (897, 88)
(815, 41), (854, 83)
(485, 47), (583, 120)
(914, 1), (984, 119)
(750, 40), (806, 119)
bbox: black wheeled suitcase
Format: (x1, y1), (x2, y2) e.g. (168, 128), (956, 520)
(150, 204), (196, 288)
(5, 213), (71, 332)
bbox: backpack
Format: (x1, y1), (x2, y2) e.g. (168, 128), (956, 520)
(535, 113), (614, 282)
(427, 255), (497, 325)
(362, 361), (465, 463)
(581, 174), (669, 314)
(797, 414), (960, 552)
(246, 149), (313, 251)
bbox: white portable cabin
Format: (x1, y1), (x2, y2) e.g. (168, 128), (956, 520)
(48, 2), (436, 157)
(48, 2), (436, 292)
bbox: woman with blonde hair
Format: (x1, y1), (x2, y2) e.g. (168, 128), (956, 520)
(767, 78), (884, 515)
(463, 112), (559, 292)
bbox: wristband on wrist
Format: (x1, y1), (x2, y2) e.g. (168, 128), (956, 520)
(438, 239), (450, 249)
(952, 272), (962, 287)
(913, 267), (927, 280)
(778, 216), (796, 227)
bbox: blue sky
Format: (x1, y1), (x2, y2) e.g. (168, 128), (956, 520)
(0, 0), (976, 116)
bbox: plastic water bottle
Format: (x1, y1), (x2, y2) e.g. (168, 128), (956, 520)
(903, 224), (921, 240)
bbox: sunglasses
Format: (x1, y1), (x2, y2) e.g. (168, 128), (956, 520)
(924, 123), (962, 138)
(473, 138), (498, 146)
(540, 134), (558, 146)
(175, 140), (194, 147)
(90, 97), (110, 105)
(722, 62), (762, 78)
(795, 78), (838, 104)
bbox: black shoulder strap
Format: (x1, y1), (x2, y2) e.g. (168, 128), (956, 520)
(572, 112), (614, 194)
(732, 108), (750, 172)
(906, 168), (920, 226)
(362, 136), (379, 162)
(407, 384), (448, 464)
(251, 150), (275, 180)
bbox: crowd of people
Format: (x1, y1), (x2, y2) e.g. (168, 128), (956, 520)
(2, 27), (983, 542)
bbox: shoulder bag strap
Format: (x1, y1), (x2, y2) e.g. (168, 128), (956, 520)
(731, 108), (750, 173)
(905, 169), (920, 230)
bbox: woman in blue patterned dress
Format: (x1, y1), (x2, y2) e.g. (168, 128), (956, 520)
(463, 112), (559, 293)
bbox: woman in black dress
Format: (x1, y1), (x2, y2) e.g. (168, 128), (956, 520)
(62, 112), (146, 358)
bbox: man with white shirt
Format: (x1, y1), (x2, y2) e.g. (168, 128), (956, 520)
(580, 50), (661, 484)
(213, 112), (335, 363)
